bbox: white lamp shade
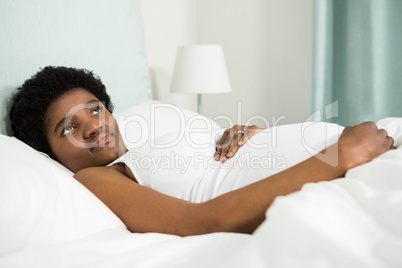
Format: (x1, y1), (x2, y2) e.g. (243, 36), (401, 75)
(170, 45), (232, 94)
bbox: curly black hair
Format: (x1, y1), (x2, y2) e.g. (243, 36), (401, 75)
(9, 66), (114, 156)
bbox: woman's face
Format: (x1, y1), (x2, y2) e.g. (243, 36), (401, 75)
(45, 88), (126, 173)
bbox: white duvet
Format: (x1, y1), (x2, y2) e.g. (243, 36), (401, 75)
(1, 118), (402, 267)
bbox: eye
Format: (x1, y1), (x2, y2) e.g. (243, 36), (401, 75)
(62, 125), (74, 136)
(92, 105), (103, 115)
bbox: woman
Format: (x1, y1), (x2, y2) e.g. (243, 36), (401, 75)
(9, 66), (394, 236)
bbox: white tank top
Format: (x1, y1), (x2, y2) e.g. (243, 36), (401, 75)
(108, 122), (344, 203)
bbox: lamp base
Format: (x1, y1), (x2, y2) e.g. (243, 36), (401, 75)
(197, 93), (202, 114)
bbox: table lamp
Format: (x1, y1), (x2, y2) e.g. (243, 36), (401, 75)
(170, 45), (232, 114)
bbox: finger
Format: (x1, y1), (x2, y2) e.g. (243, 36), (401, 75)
(216, 130), (230, 148)
(378, 128), (388, 137)
(216, 142), (231, 161)
(214, 130), (230, 160)
(226, 132), (243, 158)
(238, 126), (262, 146)
(220, 139), (231, 162)
(214, 147), (222, 161)
(387, 136), (395, 149)
(219, 130), (233, 162)
(237, 126), (249, 146)
(239, 129), (256, 146)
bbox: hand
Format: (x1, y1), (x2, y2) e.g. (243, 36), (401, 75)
(337, 121), (394, 170)
(214, 125), (263, 163)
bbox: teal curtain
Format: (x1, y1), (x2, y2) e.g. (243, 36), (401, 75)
(313, 0), (402, 126)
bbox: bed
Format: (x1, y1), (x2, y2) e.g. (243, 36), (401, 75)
(1, 1), (402, 267)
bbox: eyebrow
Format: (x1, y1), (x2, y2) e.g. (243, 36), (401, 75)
(53, 99), (100, 134)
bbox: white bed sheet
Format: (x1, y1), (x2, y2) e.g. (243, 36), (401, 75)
(1, 119), (402, 267)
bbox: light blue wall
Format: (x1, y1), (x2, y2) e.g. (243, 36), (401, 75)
(0, 0), (152, 135)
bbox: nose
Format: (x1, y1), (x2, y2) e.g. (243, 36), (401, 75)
(83, 117), (103, 139)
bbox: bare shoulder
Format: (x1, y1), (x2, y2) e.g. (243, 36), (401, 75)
(74, 164), (135, 187)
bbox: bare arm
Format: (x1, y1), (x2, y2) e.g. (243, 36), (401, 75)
(74, 122), (393, 236)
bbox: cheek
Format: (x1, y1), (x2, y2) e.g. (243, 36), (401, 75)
(64, 142), (85, 155)
(52, 138), (87, 164)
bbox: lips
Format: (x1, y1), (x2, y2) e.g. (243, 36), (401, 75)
(90, 132), (111, 152)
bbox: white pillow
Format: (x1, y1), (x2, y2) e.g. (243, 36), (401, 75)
(0, 134), (127, 255)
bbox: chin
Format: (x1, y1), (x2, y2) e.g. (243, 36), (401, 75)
(101, 145), (123, 165)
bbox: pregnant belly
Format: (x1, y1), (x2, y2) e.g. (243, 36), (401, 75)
(188, 122), (344, 202)
(130, 122), (344, 202)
